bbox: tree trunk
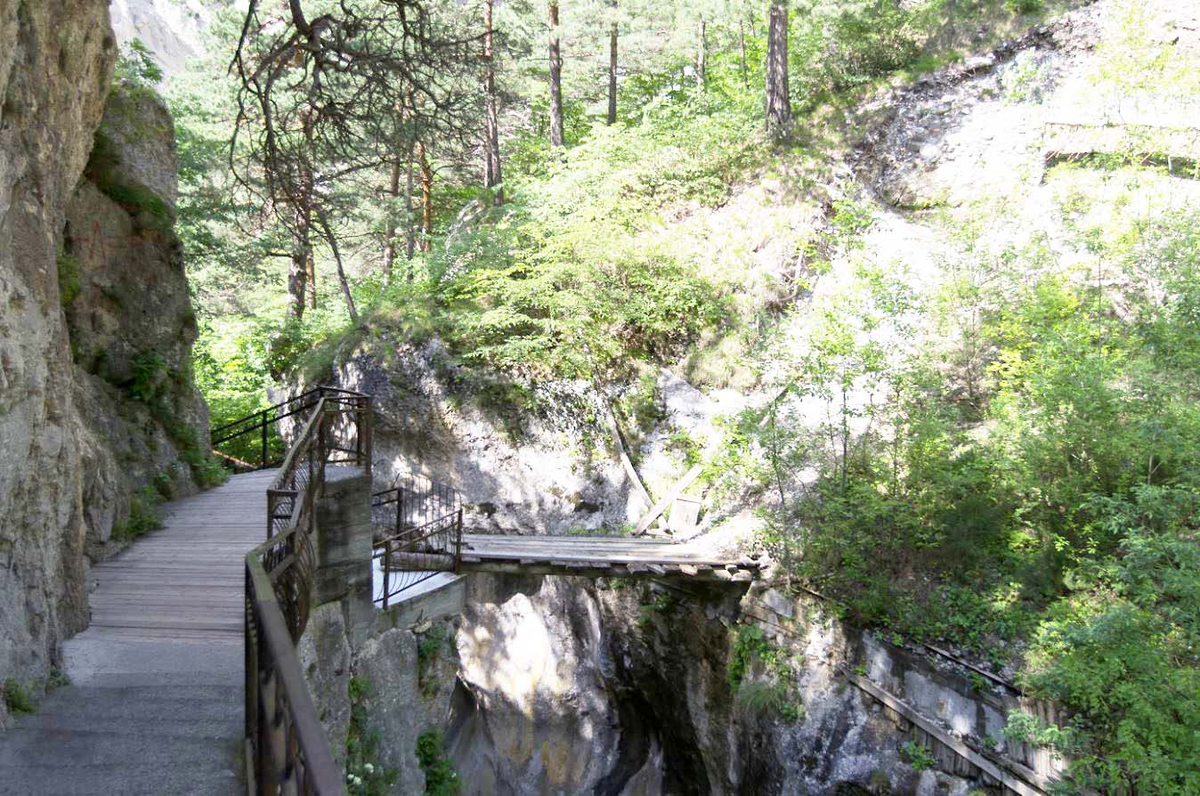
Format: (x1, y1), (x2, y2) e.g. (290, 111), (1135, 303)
(418, 140), (433, 252)
(548, 1), (564, 147)
(483, 0), (503, 204)
(739, 19), (748, 86)
(765, 0), (792, 139)
(404, 137), (416, 268)
(607, 0), (617, 125)
(287, 235), (308, 320)
(314, 208), (358, 325)
(696, 18), (706, 89)
(383, 154), (402, 282)
(305, 251), (316, 309)
(287, 194), (311, 319)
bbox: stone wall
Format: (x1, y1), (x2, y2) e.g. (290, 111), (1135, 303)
(0, 0), (207, 722)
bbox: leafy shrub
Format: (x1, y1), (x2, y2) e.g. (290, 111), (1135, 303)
(115, 39), (163, 87)
(727, 624), (804, 721)
(1004, 0), (1043, 14)
(901, 740), (936, 772)
(57, 253), (80, 306)
(128, 351), (167, 403)
(112, 485), (165, 542)
(345, 677), (398, 796)
(3, 679), (35, 715)
(736, 680), (804, 722)
(1013, 485), (1200, 795)
(416, 730), (461, 796)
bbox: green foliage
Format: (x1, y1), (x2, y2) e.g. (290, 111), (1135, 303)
(3, 679), (35, 715)
(128, 351), (167, 403)
(415, 730), (461, 796)
(727, 624), (771, 691)
(115, 39), (164, 87)
(637, 591), (675, 628)
(346, 677), (398, 796)
(57, 253), (80, 306)
(1011, 484), (1200, 795)
(416, 624), (449, 699)
(736, 680), (804, 722)
(738, 189), (1200, 791)
(789, 0), (944, 102)
(901, 740), (936, 773)
(1004, 0), (1044, 15)
(112, 485), (165, 542)
(727, 624), (804, 722)
(45, 669), (69, 692)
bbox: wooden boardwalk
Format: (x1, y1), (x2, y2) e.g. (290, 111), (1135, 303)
(457, 532), (762, 582)
(0, 471), (275, 796)
(80, 469), (273, 643)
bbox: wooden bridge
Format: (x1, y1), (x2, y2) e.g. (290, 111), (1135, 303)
(369, 462), (760, 606)
(2, 388), (758, 795)
(458, 534), (761, 581)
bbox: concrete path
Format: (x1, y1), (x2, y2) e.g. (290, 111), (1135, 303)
(0, 469), (274, 795)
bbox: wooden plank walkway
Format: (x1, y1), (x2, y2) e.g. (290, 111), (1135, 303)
(456, 532), (762, 582)
(81, 469), (274, 643)
(2, 470), (275, 795)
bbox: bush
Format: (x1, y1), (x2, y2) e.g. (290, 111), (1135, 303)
(3, 679), (35, 715)
(112, 485), (164, 541)
(416, 730), (461, 796)
(901, 740), (936, 772)
(57, 253), (80, 306)
(345, 677), (398, 796)
(1005, 0), (1043, 15)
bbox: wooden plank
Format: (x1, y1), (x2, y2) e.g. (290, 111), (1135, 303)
(605, 406), (655, 512)
(634, 464), (703, 535)
(668, 496), (702, 534)
(845, 673), (1049, 796)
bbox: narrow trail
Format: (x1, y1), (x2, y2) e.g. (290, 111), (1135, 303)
(0, 470), (275, 796)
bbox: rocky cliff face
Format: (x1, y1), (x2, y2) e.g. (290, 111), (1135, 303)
(0, 0), (207, 718)
(444, 574), (1054, 796)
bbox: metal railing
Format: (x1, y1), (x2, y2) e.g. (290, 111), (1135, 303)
(214, 386), (366, 472)
(243, 389), (371, 795)
(371, 473), (463, 607)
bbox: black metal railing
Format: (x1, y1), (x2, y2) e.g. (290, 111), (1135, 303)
(243, 389), (371, 795)
(370, 473), (462, 607)
(213, 386), (366, 472)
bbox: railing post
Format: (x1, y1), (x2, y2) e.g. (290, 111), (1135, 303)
(455, 507), (463, 573)
(261, 410), (269, 470)
(382, 538), (391, 610)
(364, 397), (373, 477)
(245, 568), (259, 793)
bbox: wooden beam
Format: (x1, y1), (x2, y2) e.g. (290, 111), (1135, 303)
(605, 406), (654, 510)
(634, 464), (703, 535)
(845, 672), (1050, 796)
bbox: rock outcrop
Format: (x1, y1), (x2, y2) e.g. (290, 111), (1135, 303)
(0, 0), (207, 720)
(444, 574), (1052, 796)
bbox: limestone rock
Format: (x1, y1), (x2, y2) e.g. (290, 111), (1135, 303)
(353, 628), (426, 794)
(0, 0), (117, 702)
(0, 0), (207, 704)
(298, 602), (352, 768)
